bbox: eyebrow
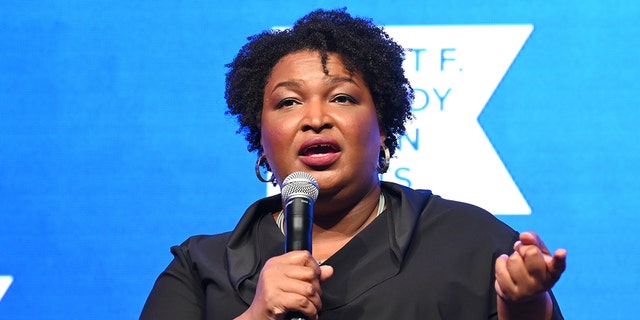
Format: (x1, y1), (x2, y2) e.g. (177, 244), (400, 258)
(269, 76), (360, 94)
(325, 76), (360, 88)
(270, 80), (302, 94)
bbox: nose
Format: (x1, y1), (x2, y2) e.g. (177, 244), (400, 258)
(301, 99), (332, 132)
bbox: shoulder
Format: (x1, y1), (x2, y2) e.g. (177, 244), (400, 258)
(170, 232), (233, 264)
(424, 196), (519, 250)
(383, 181), (517, 243)
(384, 181), (511, 225)
(428, 195), (505, 224)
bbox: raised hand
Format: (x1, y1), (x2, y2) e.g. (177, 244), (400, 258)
(495, 231), (566, 302)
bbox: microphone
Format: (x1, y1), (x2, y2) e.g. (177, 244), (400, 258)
(281, 171), (319, 320)
(281, 171), (319, 253)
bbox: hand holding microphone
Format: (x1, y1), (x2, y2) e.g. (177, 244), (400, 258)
(240, 172), (333, 320)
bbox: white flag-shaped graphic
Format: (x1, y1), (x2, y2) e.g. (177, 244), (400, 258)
(0, 275), (13, 301)
(383, 25), (534, 214)
(266, 25), (533, 215)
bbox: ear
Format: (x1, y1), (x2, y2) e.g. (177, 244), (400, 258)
(259, 137), (268, 162)
(379, 125), (387, 145)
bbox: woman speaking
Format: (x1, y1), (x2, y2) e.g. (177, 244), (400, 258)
(141, 8), (566, 320)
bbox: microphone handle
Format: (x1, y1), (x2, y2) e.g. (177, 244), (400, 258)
(286, 311), (306, 320)
(285, 197), (313, 253)
(284, 197), (313, 320)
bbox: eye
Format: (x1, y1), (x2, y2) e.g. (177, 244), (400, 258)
(277, 98), (300, 109)
(331, 94), (358, 105)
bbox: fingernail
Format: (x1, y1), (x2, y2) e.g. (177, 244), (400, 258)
(513, 240), (522, 250)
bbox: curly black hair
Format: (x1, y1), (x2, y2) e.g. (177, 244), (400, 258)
(225, 8), (414, 159)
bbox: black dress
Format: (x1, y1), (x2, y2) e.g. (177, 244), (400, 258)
(141, 181), (563, 319)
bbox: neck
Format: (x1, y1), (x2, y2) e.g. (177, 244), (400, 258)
(312, 185), (383, 241)
(309, 187), (383, 263)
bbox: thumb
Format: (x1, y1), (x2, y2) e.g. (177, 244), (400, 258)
(549, 248), (567, 280)
(319, 265), (334, 282)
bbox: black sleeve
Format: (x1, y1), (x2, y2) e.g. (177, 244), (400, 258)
(140, 244), (204, 320)
(550, 290), (565, 320)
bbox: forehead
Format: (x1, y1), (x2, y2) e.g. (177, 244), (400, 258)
(266, 50), (360, 85)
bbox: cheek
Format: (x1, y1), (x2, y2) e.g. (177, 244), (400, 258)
(347, 116), (383, 157)
(362, 116), (383, 145)
(261, 122), (291, 155)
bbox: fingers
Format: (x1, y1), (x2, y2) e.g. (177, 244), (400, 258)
(495, 250), (545, 302)
(270, 251), (325, 293)
(250, 251), (332, 319)
(549, 248), (567, 280)
(516, 232), (567, 278)
(494, 254), (512, 299)
(276, 278), (322, 317)
(496, 232), (568, 303)
(518, 231), (540, 246)
(517, 231), (550, 256)
(319, 265), (334, 282)
(287, 250), (323, 270)
(515, 246), (547, 290)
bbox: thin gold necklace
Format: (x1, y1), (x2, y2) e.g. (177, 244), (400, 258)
(275, 193), (386, 235)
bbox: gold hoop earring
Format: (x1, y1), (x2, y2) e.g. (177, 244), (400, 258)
(255, 154), (277, 185)
(377, 144), (390, 174)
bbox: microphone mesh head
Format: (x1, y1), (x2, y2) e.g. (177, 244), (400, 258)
(281, 171), (319, 202)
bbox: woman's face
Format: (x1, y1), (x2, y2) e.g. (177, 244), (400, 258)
(261, 50), (385, 198)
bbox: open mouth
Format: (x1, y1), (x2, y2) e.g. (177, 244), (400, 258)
(298, 140), (342, 168)
(301, 144), (340, 156)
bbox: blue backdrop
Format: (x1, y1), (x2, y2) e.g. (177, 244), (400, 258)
(1, 1), (638, 319)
